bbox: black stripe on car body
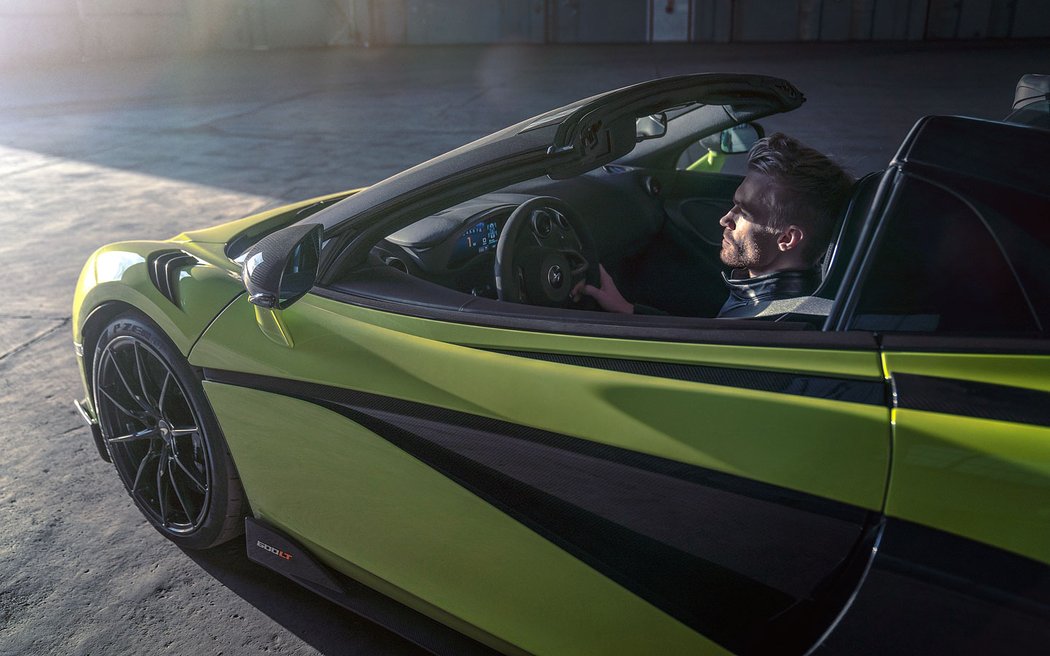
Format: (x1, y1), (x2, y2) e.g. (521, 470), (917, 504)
(892, 373), (1050, 428)
(204, 368), (877, 655)
(817, 518), (1050, 655)
(487, 349), (888, 406)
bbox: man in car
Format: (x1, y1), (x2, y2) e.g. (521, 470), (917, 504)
(575, 132), (854, 318)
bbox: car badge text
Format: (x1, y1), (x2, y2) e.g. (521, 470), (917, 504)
(256, 540), (293, 561)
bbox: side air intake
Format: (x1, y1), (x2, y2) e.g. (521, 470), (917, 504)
(148, 250), (199, 306)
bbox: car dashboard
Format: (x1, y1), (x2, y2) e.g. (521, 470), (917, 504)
(366, 162), (676, 299)
(369, 193), (534, 299)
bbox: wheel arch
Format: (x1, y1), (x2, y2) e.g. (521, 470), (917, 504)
(80, 301), (138, 395)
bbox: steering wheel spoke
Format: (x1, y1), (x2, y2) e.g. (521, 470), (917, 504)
(560, 249), (590, 278)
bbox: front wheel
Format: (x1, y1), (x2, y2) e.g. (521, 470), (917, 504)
(92, 312), (245, 549)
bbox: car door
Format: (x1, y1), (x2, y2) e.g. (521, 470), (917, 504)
(819, 117), (1050, 654)
(192, 285), (890, 655)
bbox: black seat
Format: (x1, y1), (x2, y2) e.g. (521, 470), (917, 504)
(814, 171), (882, 299)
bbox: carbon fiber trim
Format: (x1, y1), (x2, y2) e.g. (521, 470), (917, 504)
(892, 373), (1050, 427)
(489, 349), (887, 406)
(205, 368), (874, 655)
(245, 518), (504, 656)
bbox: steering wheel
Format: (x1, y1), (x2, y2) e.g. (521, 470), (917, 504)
(495, 196), (600, 306)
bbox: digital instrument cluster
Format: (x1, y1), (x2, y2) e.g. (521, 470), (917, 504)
(449, 219), (500, 267)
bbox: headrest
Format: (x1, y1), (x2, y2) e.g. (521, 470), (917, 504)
(820, 172), (881, 283)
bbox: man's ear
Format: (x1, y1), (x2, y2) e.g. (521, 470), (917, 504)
(777, 225), (804, 252)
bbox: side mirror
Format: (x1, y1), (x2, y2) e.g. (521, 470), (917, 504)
(242, 224), (322, 310)
(635, 112), (668, 141)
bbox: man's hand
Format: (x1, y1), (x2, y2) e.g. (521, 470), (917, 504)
(573, 264), (634, 314)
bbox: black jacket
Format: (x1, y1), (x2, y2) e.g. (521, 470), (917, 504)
(716, 268), (821, 318)
(632, 268), (822, 318)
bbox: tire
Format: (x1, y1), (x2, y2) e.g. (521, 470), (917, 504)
(92, 312), (245, 549)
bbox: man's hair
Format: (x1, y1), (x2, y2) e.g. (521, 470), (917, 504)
(746, 133), (854, 264)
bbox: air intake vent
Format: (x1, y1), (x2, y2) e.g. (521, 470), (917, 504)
(148, 250), (199, 306)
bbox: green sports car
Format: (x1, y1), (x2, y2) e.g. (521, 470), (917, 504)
(72, 73), (1050, 655)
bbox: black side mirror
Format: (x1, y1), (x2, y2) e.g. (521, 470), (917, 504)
(242, 224), (322, 310)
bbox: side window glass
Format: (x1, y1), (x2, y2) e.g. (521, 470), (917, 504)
(675, 141), (750, 176)
(675, 124), (760, 176)
(850, 177), (1037, 335)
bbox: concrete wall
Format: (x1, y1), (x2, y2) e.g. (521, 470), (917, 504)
(1011, 0), (1050, 39)
(0, 0), (351, 66)
(1, 0), (1047, 68)
(405, 0), (544, 44)
(0, 1), (79, 66)
(550, 0), (649, 43)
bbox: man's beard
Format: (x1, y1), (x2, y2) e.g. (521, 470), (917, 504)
(720, 235), (767, 270)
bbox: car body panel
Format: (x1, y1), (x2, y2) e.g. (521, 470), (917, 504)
(190, 289), (890, 653)
(72, 241), (243, 353)
(816, 515), (1050, 655)
(321, 297), (885, 379)
(882, 350), (1050, 565)
(832, 113), (1050, 567)
(203, 381), (730, 656)
(191, 294), (891, 509)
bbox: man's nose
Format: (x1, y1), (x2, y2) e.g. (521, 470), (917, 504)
(719, 212), (733, 229)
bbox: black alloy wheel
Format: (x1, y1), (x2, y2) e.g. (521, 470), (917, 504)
(93, 313), (244, 549)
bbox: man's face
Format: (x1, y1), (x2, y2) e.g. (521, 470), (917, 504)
(718, 172), (782, 274)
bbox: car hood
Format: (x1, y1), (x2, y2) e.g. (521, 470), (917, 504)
(170, 188), (365, 270)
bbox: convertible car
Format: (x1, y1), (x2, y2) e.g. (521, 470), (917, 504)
(72, 73), (1049, 655)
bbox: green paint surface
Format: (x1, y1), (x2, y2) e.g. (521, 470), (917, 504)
(72, 241), (244, 354)
(192, 294), (890, 510)
(884, 352), (1050, 565)
(205, 382), (730, 656)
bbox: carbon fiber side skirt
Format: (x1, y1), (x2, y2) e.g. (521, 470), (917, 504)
(244, 518), (503, 656)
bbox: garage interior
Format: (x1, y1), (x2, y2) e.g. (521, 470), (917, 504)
(3, 0), (1049, 66)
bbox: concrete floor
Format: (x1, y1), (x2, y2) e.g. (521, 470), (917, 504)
(0, 40), (1046, 655)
